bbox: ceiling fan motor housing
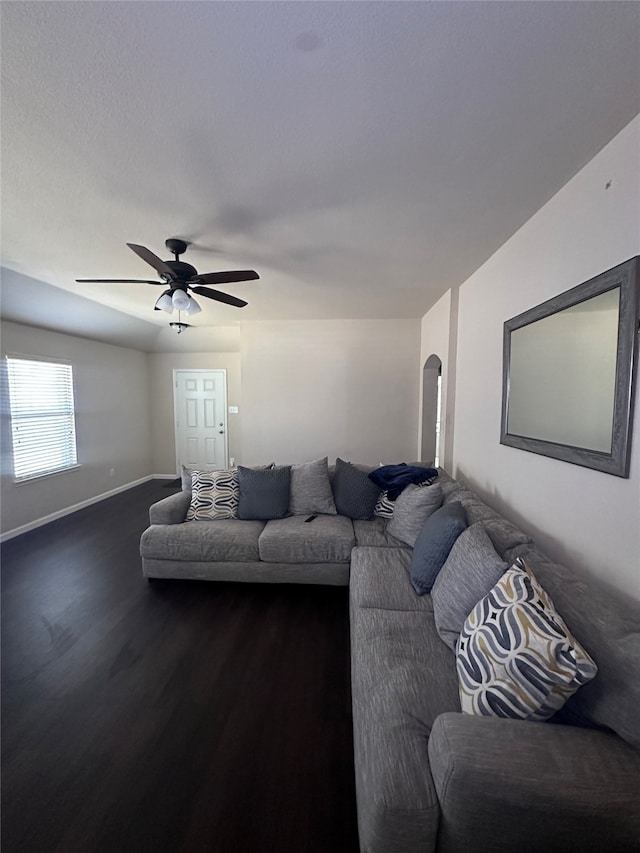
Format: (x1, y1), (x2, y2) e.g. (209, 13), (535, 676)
(163, 260), (198, 284)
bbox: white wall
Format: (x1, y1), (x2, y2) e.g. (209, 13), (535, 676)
(240, 320), (421, 465)
(1, 321), (152, 536)
(148, 351), (242, 475)
(445, 116), (640, 600)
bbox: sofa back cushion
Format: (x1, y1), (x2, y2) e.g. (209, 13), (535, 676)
(442, 481), (533, 560)
(517, 544), (640, 751)
(431, 523), (508, 649)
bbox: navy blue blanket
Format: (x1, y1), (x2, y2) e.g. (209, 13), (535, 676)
(367, 464), (438, 501)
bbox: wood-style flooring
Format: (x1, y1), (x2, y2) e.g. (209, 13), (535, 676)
(1, 481), (359, 853)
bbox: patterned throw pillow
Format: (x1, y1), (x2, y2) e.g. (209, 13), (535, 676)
(456, 559), (597, 721)
(374, 491), (395, 519)
(186, 470), (239, 520)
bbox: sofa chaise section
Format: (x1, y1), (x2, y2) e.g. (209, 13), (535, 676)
(349, 479), (640, 853)
(350, 547), (460, 853)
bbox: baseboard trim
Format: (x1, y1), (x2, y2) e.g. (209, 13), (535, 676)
(0, 475), (163, 543)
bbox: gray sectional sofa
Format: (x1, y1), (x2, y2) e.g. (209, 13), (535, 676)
(140, 463), (640, 852)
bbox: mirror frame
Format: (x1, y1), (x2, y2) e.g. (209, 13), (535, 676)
(500, 256), (639, 477)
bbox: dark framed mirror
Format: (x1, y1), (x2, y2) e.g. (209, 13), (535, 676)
(501, 256), (639, 477)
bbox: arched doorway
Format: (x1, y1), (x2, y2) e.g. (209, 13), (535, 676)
(421, 355), (442, 466)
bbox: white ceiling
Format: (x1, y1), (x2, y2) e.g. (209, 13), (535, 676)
(1, 1), (639, 349)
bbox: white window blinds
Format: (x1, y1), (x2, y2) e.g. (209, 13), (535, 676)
(7, 356), (78, 481)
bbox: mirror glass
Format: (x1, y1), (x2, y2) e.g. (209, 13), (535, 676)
(500, 256), (639, 477)
(507, 287), (620, 452)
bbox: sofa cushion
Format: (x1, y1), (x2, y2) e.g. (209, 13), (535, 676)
(353, 517), (409, 549)
(350, 605), (460, 853)
(350, 546), (433, 612)
(258, 514), (355, 564)
(331, 457), (381, 520)
(443, 487), (500, 523)
(457, 559), (597, 720)
(186, 469), (239, 520)
(482, 517), (533, 561)
(409, 501), (468, 595)
(140, 519), (265, 562)
(288, 457), (337, 515)
(431, 523), (508, 649)
(237, 465), (291, 520)
(387, 482), (443, 547)
(516, 544), (640, 750)
(181, 464), (194, 492)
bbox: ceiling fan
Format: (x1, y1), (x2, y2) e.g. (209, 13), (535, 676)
(76, 238), (259, 316)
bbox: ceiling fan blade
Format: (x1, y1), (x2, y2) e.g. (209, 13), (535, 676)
(76, 278), (162, 284)
(191, 270), (259, 285)
(191, 285), (248, 308)
(127, 243), (176, 278)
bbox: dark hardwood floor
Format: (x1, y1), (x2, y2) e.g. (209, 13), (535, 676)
(1, 481), (360, 853)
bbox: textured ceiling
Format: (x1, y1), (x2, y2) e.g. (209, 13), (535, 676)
(1, 1), (639, 347)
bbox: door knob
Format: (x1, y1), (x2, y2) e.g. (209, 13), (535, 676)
(219, 430), (224, 434)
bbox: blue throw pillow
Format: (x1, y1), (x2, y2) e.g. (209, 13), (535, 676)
(410, 501), (468, 595)
(237, 465), (291, 520)
(331, 458), (381, 520)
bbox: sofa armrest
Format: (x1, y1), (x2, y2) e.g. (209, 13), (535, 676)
(148, 491), (191, 525)
(428, 712), (640, 853)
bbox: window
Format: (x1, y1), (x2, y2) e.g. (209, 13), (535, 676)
(7, 356), (78, 482)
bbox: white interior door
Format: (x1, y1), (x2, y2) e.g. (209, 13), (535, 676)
(174, 370), (228, 472)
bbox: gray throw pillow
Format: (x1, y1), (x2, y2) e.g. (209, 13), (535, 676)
(237, 466), (291, 520)
(332, 458), (381, 520)
(432, 523), (508, 650)
(289, 457), (337, 515)
(387, 483), (443, 546)
(410, 501), (468, 595)
(181, 464), (195, 493)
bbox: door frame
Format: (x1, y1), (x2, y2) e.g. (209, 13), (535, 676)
(172, 368), (229, 474)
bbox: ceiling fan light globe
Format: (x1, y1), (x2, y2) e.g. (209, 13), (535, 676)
(155, 291), (174, 313)
(172, 289), (191, 311)
(185, 296), (201, 315)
